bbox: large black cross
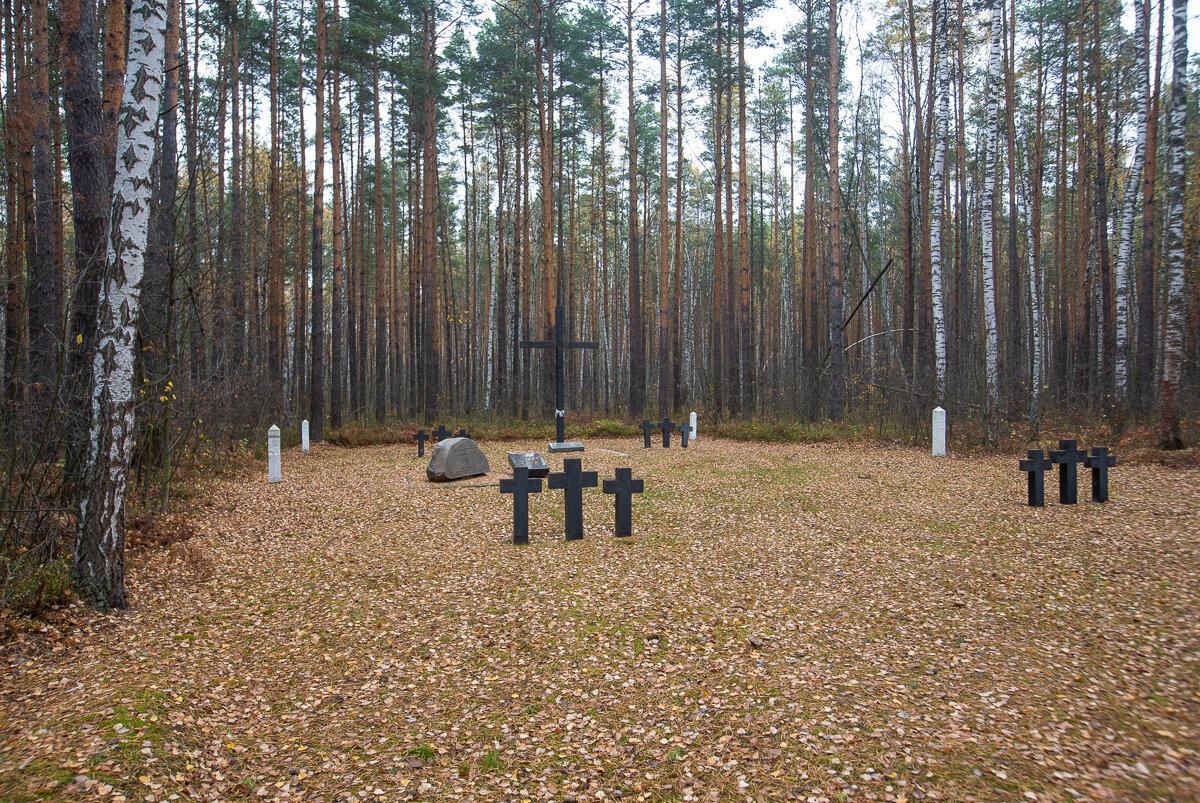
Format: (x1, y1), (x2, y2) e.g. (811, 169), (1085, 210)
(431, 424), (452, 442)
(521, 304), (598, 444)
(1018, 449), (1052, 507)
(548, 457), (598, 542)
(413, 428), (430, 457)
(1049, 439), (1087, 505)
(658, 416), (676, 448)
(1084, 446), (1116, 503)
(603, 467), (644, 537)
(678, 419), (690, 448)
(500, 466), (543, 545)
(640, 420), (654, 449)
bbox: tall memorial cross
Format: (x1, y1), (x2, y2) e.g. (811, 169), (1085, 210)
(413, 428), (430, 457)
(640, 420), (654, 449)
(520, 304), (598, 445)
(1018, 449), (1053, 507)
(431, 424), (452, 442)
(602, 467), (644, 537)
(499, 466), (543, 545)
(548, 457), (599, 541)
(1084, 446), (1116, 503)
(1049, 439), (1087, 505)
(658, 416), (676, 448)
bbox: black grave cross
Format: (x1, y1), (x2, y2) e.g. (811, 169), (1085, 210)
(431, 424), (452, 442)
(456, 428), (471, 439)
(678, 420), (690, 448)
(640, 420), (654, 448)
(520, 304), (598, 444)
(1018, 449), (1053, 507)
(1049, 439), (1087, 505)
(1084, 446), (1116, 503)
(413, 428), (430, 458)
(547, 458), (599, 541)
(602, 467), (644, 537)
(658, 416), (676, 448)
(499, 466), (543, 545)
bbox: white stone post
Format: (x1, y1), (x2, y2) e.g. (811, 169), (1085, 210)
(301, 419), (310, 453)
(268, 424), (282, 483)
(689, 411), (698, 442)
(932, 407), (947, 457)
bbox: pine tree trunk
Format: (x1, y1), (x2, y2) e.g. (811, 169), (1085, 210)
(738, 0), (754, 418)
(827, 0), (843, 419)
(421, 3), (440, 419)
(626, 0), (643, 417)
(29, 0), (59, 413)
(310, 0), (326, 441)
(657, 0), (670, 419)
(73, 0), (170, 610)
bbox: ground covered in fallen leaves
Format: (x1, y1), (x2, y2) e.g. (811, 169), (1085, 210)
(3, 437), (1199, 802)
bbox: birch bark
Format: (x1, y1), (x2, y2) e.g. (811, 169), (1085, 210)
(72, 0), (170, 610)
(981, 0), (1002, 414)
(1115, 0), (1148, 400)
(1159, 0), (1187, 448)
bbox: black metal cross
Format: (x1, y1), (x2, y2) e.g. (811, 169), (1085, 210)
(520, 304), (598, 444)
(431, 424), (452, 442)
(548, 457), (598, 541)
(678, 420), (690, 448)
(456, 428), (470, 439)
(640, 420), (654, 448)
(413, 428), (430, 457)
(1049, 439), (1087, 505)
(499, 466), (543, 545)
(1084, 446), (1116, 503)
(602, 467), (644, 537)
(1018, 449), (1053, 507)
(658, 416), (676, 448)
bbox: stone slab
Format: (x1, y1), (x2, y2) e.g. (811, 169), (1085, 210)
(508, 451), (550, 478)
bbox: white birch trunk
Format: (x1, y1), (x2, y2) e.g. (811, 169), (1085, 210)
(1159, 0), (1187, 446)
(1115, 0), (1149, 399)
(930, 0), (949, 402)
(1022, 189), (1043, 416)
(981, 1), (1003, 414)
(72, 0), (171, 610)
(484, 223), (498, 415)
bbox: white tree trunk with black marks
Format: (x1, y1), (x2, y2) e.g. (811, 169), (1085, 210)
(981, 0), (1002, 414)
(1159, 0), (1187, 448)
(72, 0), (170, 610)
(1115, 0), (1148, 400)
(930, 0), (949, 402)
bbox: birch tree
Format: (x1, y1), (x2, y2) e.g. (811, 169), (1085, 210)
(1159, 0), (1187, 448)
(72, 0), (171, 610)
(1114, 0), (1148, 402)
(980, 0), (1002, 416)
(929, 0), (948, 402)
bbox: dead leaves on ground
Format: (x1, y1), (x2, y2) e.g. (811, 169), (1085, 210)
(1, 439), (1199, 802)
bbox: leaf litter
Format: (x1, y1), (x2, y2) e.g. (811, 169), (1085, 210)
(2, 438), (1198, 802)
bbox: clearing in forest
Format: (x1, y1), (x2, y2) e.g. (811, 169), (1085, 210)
(2, 438), (1199, 802)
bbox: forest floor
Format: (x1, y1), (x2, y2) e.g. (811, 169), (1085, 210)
(2, 437), (1199, 802)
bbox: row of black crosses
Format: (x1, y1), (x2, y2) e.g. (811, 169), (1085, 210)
(412, 425), (470, 457)
(640, 417), (692, 449)
(1019, 439), (1116, 507)
(499, 459), (644, 545)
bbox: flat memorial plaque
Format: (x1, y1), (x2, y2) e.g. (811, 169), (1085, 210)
(548, 441), (585, 453)
(507, 451), (551, 478)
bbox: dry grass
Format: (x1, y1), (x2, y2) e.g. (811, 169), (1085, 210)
(1, 437), (1198, 802)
